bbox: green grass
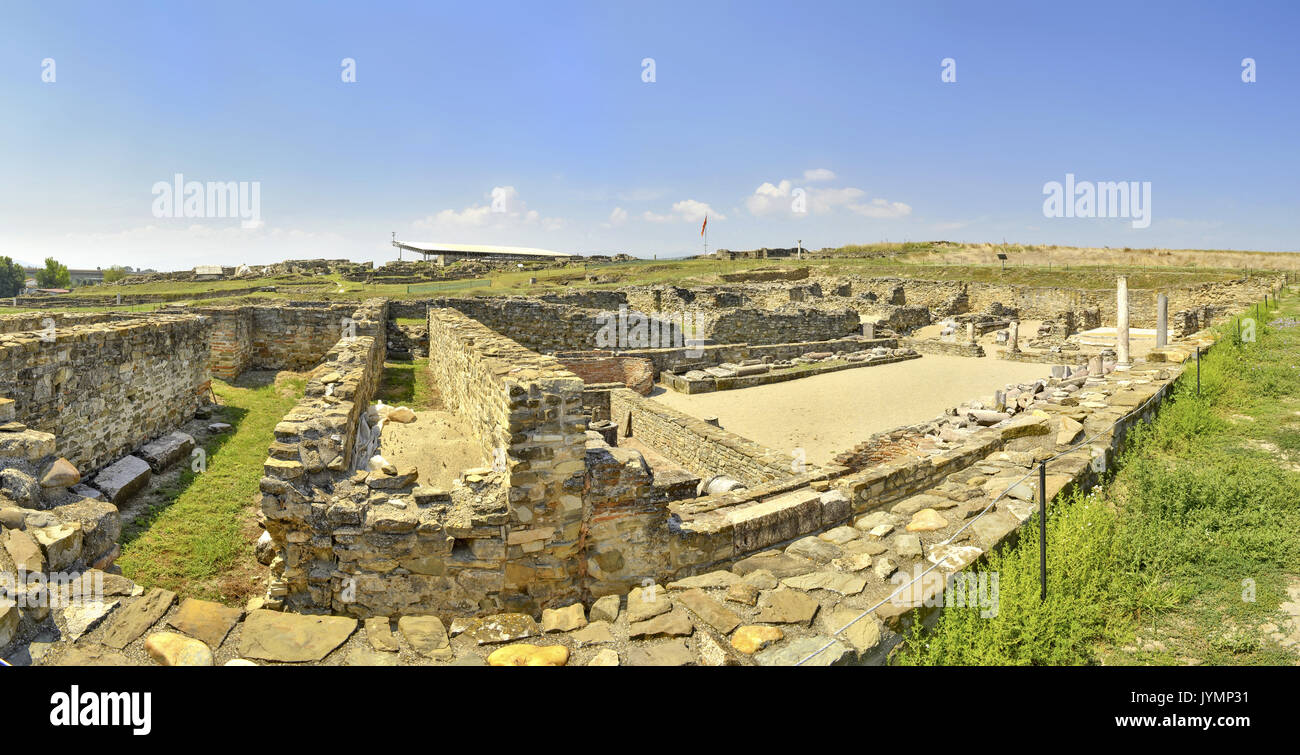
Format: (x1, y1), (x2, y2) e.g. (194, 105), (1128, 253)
(376, 358), (436, 410)
(897, 292), (1300, 665)
(115, 374), (305, 605)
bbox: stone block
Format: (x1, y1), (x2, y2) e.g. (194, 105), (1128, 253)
(92, 455), (152, 504)
(137, 431), (196, 473)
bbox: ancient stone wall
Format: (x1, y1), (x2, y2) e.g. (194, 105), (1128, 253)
(0, 315), (212, 472)
(707, 307), (861, 344)
(173, 300), (387, 380)
(845, 275), (1282, 328)
(0, 311), (127, 334)
(259, 333), (389, 611)
(609, 389), (793, 486)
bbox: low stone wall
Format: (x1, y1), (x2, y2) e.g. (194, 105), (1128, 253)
(0, 315), (212, 472)
(609, 389), (793, 486)
(901, 337), (985, 358)
(0, 311), (127, 334)
(615, 335), (895, 376)
(707, 307), (860, 344)
(3, 285), (284, 309)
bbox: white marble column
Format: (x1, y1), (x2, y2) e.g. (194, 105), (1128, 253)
(1008, 320), (1020, 352)
(1156, 293), (1168, 347)
(1116, 276), (1131, 369)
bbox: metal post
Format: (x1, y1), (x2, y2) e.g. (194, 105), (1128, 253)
(1196, 347), (1201, 396)
(1039, 460), (1048, 602)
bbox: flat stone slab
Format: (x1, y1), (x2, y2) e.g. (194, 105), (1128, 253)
(238, 609), (357, 662)
(102, 587), (177, 649)
(755, 635), (850, 667)
(754, 589), (820, 625)
(732, 550), (817, 579)
(626, 638), (696, 666)
(666, 570), (741, 591)
(626, 584), (672, 623)
(629, 608), (694, 639)
(398, 615), (452, 659)
(62, 600), (120, 642)
(52, 643), (131, 666)
(168, 598), (242, 648)
(675, 588), (741, 634)
(461, 613), (538, 645)
(137, 432), (196, 473)
(365, 617), (400, 652)
(92, 455), (152, 505)
(781, 570), (867, 596)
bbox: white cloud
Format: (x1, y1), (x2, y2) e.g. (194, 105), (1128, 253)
(644, 199), (725, 224)
(802, 168), (836, 183)
(413, 186), (565, 232)
(607, 206), (628, 226)
(745, 174), (911, 219)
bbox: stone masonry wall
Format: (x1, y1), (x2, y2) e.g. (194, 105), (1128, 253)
(425, 308), (590, 610)
(609, 388), (793, 486)
(171, 300), (387, 380)
(0, 315), (212, 472)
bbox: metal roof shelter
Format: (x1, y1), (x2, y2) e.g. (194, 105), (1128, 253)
(391, 239), (574, 266)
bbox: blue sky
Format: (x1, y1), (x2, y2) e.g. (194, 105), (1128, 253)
(1, 0), (1297, 270)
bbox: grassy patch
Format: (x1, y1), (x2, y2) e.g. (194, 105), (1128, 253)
(115, 373), (305, 605)
(376, 358), (435, 410)
(897, 292), (1300, 665)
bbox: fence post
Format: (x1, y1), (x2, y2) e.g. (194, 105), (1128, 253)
(1196, 347), (1201, 396)
(1039, 460), (1048, 602)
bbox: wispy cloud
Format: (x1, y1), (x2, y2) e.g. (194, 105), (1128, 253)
(413, 186), (566, 231)
(643, 199), (724, 223)
(745, 172), (911, 219)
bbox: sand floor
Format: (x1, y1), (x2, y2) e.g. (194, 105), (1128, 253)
(648, 354), (1053, 465)
(380, 394), (487, 491)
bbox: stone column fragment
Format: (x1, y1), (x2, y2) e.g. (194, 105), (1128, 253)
(1116, 276), (1131, 369)
(1156, 293), (1168, 347)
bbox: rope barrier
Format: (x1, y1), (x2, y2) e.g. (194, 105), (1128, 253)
(795, 360), (1181, 666)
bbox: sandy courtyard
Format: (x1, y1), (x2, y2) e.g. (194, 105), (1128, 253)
(649, 354), (1053, 465)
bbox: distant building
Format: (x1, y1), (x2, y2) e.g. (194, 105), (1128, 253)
(391, 240), (575, 266)
(194, 265), (225, 281)
(713, 247), (801, 260)
(21, 267), (103, 287)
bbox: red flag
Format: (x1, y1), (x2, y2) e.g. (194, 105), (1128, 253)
(701, 215), (707, 236)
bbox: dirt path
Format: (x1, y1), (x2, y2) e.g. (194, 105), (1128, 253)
(649, 354), (1052, 464)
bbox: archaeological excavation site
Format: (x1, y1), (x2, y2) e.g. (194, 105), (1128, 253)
(1, 266), (1283, 667)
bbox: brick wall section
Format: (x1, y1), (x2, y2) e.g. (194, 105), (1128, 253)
(0, 315), (212, 471)
(555, 353), (655, 394)
(608, 388), (793, 486)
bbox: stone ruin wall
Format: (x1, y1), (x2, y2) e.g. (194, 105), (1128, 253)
(0, 315), (212, 472)
(161, 299), (388, 381)
(847, 275), (1283, 328)
(424, 308), (589, 611)
(0, 311), (130, 335)
(259, 333), (389, 612)
(259, 307), (592, 618)
(608, 389), (793, 487)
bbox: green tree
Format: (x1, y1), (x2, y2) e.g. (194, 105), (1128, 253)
(0, 256), (24, 297)
(35, 257), (71, 289)
(102, 265), (130, 283)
